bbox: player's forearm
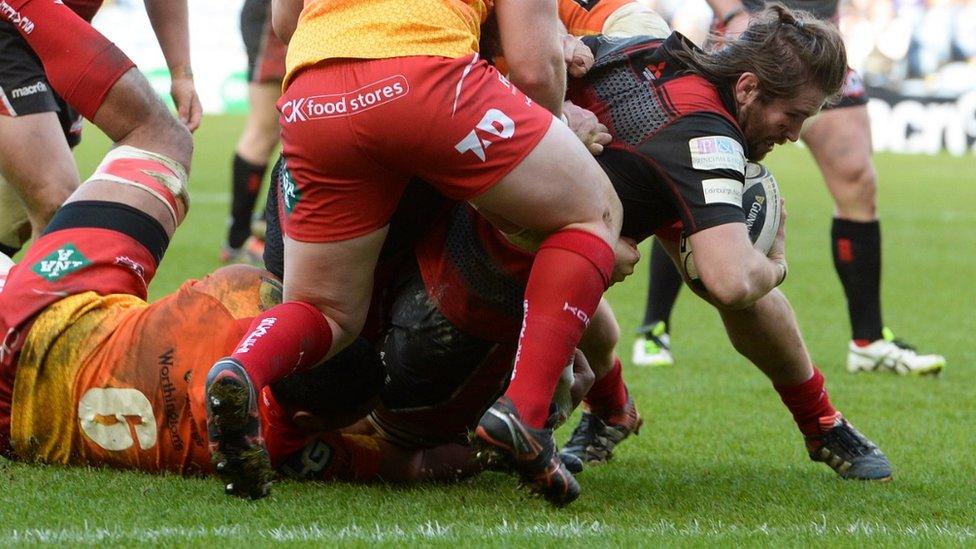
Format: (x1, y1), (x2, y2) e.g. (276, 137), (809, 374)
(143, 0), (192, 79)
(705, 0), (746, 20)
(272, 0), (303, 44)
(496, 0), (567, 116)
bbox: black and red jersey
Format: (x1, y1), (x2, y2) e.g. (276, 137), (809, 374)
(568, 32), (750, 243)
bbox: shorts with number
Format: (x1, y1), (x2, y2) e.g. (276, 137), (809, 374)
(277, 54), (554, 242)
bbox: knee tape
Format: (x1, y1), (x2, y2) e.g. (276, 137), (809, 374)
(85, 146), (189, 225)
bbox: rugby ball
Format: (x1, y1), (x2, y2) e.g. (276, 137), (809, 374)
(680, 162), (782, 280)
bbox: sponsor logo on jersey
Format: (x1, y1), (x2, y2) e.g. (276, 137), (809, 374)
(158, 349), (185, 452)
(31, 244), (91, 281)
(455, 108), (516, 162)
(10, 81), (48, 99)
(281, 165), (301, 214)
(689, 136), (745, 174)
(643, 62), (666, 80)
(701, 178), (743, 206)
(281, 75), (409, 123)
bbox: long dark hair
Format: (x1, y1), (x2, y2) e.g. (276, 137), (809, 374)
(672, 3), (848, 103)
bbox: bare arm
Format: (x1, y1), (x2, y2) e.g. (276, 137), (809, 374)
(143, 0), (202, 131)
(704, 0), (751, 36)
(272, 0), (303, 44)
(495, 0), (566, 116)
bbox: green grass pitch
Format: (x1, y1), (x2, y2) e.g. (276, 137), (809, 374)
(1, 116), (974, 546)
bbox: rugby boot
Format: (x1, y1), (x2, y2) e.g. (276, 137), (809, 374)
(632, 321), (674, 367)
(205, 358), (274, 499)
(474, 396), (580, 506)
(219, 236), (265, 267)
(805, 413), (892, 481)
(560, 396), (643, 465)
(847, 328), (945, 376)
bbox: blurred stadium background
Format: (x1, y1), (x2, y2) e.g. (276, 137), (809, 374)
(96, 0), (976, 156)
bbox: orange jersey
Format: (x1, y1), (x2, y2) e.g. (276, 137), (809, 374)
(285, 0), (490, 86)
(559, 0), (635, 35)
(9, 266), (278, 475)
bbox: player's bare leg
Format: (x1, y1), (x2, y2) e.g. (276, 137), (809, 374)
(803, 106), (944, 375)
(657, 238), (892, 480)
(224, 81), (280, 263)
(0, 112), (80, 237)
(0, 174), (31, 255)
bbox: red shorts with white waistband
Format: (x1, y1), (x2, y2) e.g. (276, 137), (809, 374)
(277, 54), (554, 242)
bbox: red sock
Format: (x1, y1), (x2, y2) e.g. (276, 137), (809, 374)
(584, 356), (628, 415)
(505, 229), (614, 429)
(259, 387), (308, 469)
(774, 367), (838, 436)
(230, 301), (333, 389)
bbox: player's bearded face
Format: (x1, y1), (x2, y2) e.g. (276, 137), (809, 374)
(738, 86), (826, 161)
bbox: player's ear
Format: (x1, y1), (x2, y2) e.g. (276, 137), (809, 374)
(734, 72), (761, 106)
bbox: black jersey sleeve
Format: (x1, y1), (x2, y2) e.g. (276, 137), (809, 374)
(638, 112), (748, 236)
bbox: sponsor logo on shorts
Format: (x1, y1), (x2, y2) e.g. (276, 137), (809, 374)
(455, 108), (516, 162)
(0, 2), (35, 34)
(281, 75), (409, 123)
(701, 178), (742, 206)
(10, 81), (48, 99)
(689, 136), (745, 174)
(281, 165), (301, 214)
(31, 244), (91, 281)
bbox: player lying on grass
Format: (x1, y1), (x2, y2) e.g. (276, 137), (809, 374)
(0, 0), (199, 257)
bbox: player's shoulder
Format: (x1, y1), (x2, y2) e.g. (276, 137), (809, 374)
(582, 33), (665, 71)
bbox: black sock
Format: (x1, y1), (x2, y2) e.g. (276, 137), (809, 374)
(228, 154), (267, 249)
(831, 218), (883, 341)
(641, 238), (683, 332)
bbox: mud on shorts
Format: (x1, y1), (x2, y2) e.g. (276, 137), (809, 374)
(0, 21), (83, 147)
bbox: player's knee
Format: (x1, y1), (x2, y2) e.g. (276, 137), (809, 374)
(830, 160), (877, 219)
(87, 146), (190, 227)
